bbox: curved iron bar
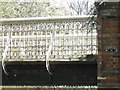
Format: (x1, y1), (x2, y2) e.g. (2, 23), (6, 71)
(45, 29), (56, 75)
(2, 31), (11, 75)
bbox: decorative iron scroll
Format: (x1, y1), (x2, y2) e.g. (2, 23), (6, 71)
(0, 16), (97, 61)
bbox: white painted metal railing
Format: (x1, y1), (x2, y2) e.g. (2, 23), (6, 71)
(0, 16), (97, 61)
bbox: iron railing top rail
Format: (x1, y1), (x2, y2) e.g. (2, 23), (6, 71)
(0, 15), (97, 24)
(0, 33), (97, 39)
(95, 0), (120, 2)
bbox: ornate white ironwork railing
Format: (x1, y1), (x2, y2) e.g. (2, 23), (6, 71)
(0, 16), (97, 61)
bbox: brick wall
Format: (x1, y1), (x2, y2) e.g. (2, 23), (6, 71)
(96, 2), (119, 88)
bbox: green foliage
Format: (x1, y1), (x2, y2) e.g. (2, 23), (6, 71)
(0, 1), (68, 18)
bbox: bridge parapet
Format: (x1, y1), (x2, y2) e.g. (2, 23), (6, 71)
(0, 16), (97, 61)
